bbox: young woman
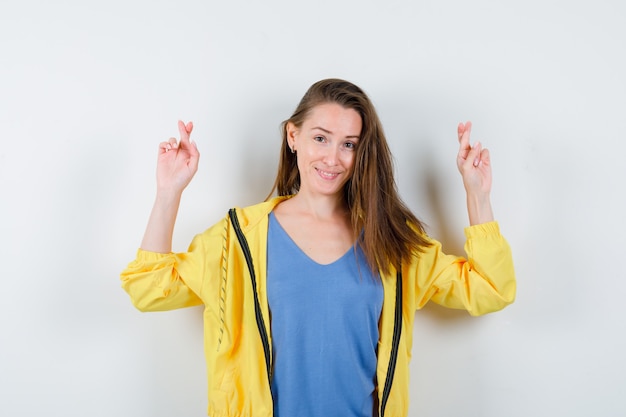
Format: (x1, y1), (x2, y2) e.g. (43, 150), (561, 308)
(121, 79), (516, 417)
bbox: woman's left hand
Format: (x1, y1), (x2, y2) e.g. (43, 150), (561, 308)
(456, 121), (492, 196)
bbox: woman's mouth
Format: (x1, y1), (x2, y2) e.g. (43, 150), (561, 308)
(316, 168), (340, 180)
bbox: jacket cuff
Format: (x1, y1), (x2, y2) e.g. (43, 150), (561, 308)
(464, 221), (501, 239)
(135, 248), (174, 261)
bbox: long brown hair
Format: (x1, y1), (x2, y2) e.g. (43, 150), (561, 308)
(267, 78), (431, 275)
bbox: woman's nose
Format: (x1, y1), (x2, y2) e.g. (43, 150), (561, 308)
(322, 144), (340, 165)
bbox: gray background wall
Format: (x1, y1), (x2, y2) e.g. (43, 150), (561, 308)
(1, 0), (624, 416)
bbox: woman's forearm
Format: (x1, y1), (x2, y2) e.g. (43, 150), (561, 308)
(466, 192), (494, 226)
(140, 191), (183, 253)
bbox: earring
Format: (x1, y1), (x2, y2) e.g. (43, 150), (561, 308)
(290, 146), (295, 154)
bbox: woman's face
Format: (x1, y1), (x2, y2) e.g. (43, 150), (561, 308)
(287, 102), (362, 200)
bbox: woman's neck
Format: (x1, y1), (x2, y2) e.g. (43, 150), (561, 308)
(287, 192), (349, 221)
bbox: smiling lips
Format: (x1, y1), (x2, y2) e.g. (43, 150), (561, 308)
(316, 168), (342, 180)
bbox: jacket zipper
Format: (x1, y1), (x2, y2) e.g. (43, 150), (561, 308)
(380, 269), (403, 417)
(228, 208), (273, 385)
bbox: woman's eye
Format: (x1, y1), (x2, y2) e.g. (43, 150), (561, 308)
(344, 142), (356, 150)
(313, 136), (325, 142)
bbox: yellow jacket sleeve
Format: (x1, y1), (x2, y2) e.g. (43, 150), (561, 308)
(119, 249), (201, 312)
(411, 221), (516, 316)
(120, 219), (227, 312)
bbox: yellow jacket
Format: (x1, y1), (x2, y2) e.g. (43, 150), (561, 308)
(120, 197), (516, 417)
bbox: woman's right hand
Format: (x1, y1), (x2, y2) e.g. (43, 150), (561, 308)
(156, 120), (200, 195)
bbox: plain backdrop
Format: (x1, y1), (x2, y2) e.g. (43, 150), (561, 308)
(1, 0), (625, 416)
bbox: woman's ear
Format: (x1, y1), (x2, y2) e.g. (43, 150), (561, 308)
(286, 122), (298, 150)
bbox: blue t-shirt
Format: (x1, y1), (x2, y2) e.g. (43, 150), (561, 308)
(267, 212), (384, 417)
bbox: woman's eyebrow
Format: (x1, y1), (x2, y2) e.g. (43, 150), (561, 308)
(311, 126), (360, 139)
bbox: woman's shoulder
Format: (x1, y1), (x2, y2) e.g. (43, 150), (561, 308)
(229, 196), (291, 232)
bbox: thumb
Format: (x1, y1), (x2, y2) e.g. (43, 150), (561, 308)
(467, 142), (482, 167)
